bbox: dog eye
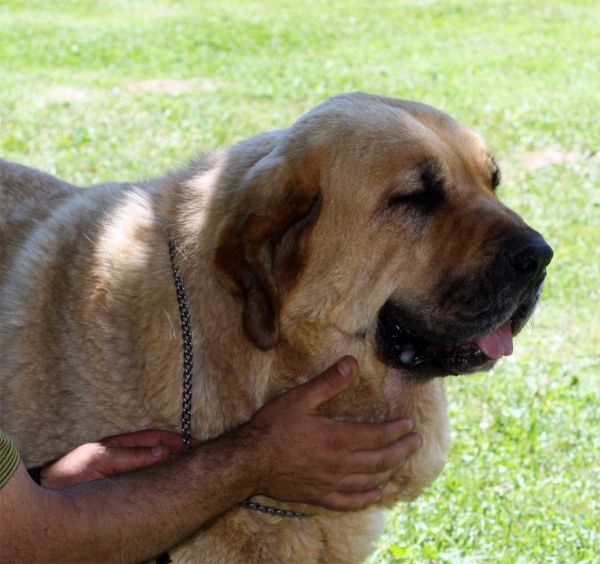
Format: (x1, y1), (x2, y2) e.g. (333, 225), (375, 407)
(387, 192), (427, 208)
(387, 166), (445, 213)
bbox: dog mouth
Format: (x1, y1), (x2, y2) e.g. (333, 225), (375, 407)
(375, 286), (542, 378)
(381, 316), (512, 372)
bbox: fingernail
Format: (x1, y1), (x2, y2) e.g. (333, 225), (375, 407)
(152, 446), (165, 457)
(337, 358), (352, 378)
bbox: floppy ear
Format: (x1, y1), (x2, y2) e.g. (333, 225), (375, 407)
(213, 156), (320, 350)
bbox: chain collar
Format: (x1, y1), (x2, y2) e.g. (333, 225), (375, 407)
(167, 237), (194, 452)
(168, 236), (310, 519)
(242, 500), (311, 519)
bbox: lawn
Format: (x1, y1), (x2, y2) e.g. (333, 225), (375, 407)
(1, 0), (598, 562)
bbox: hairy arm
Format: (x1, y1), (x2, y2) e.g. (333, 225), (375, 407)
(1, 358), (421, 563)
(2, 431), (255, 563)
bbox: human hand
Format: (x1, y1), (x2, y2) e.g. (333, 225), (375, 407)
(246, 357), (422, 511)
(39, 429), (193, 490)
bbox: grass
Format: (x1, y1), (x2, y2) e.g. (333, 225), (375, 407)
(1, 1), (598, 561)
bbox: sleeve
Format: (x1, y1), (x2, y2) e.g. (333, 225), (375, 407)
(0, 429), (21, 489)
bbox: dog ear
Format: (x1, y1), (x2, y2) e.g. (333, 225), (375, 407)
(213, 156), (320, 350)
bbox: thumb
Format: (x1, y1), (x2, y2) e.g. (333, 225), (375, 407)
(300, 356), (358, 410)
(99, 445), (171, 477)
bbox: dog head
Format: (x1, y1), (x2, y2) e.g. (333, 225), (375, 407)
(212, 92), (553, 383)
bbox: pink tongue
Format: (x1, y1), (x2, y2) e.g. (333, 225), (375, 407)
(476, 321), (513, 360)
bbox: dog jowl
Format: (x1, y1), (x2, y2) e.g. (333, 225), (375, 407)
(374, 157), (553, 379)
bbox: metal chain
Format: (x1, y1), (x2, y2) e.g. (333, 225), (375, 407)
(242, 500), (311, 519)
(168, 237), (193, 452)
(168, 235), (308, 518)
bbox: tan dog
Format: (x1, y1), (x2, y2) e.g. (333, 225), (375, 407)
(0, 93), (552, 563)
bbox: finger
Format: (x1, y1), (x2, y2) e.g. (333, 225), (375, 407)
(348, 432), (423, 473)
(320, 489), (383, 512)
(336, 470), (396, 493)
(295, 357), (358, 410)
(101, 430), (198, 453)
(338, 418), (415, 452)
(99, 445), (171, 477)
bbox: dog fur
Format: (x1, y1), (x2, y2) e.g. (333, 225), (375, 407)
(1, 93), (547, 562)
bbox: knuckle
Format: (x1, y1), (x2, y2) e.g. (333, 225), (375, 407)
(376, 452), (390, 474)
(327, 459), (343, 476)
(329, 431), (347, 453)
(321, 370), (339, 390)
(377, 426), (392, 449)
(360, 475), (374, 491)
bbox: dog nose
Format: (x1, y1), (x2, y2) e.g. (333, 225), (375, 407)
(507, 234), (554, 282)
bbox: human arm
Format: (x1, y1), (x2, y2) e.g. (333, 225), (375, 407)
(0, 357), (421, 563)
(37, 428), (195, 490)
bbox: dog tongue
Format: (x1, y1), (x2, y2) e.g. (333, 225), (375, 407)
(476, 321), (513, 360)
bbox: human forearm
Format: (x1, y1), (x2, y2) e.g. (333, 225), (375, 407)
(3, 433), (255, 563)
(2, 358), (422, 562)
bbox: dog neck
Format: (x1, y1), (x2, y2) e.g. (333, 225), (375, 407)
(111, 170), (281, 441)
(136, 160), (439, 438)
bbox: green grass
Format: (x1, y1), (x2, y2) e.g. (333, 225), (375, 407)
(1, 1), (598, 561)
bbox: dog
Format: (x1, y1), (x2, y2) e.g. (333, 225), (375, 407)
(0, 92), (553, 563)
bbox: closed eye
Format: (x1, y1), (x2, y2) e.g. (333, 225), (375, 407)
(387, 160), (445, 214)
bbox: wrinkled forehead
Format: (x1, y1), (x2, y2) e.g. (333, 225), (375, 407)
(290, 96), (494, 184)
